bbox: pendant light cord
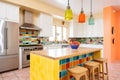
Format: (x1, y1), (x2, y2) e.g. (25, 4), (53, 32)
(90, 0), (92, 16)
(68, 0), (69, 6)
(67, 0), (70, 9)
(81, 0), (83, 11)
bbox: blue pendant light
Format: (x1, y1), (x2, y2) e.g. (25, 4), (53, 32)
(88, 0), (95, 25)
(65, 0), (73, 20)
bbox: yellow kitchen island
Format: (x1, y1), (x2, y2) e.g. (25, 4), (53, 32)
(30, 47), (101, 80)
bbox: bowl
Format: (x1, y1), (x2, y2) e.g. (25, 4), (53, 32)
(70, 44), (79, 49)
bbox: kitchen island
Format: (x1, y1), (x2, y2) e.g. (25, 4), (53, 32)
(30, 47), (101, 80)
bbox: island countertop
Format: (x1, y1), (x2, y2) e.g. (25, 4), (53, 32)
(30, 47), (101, 60)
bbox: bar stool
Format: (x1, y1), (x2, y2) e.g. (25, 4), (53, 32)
(84, 61), (100, 80)
(68, 66), (88, 80)
(94, 58), (108, 80)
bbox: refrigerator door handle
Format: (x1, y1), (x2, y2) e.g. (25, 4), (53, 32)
(4, 28), (7, 49)
(6, 28), (8, 49)
(4, 22), (8, 50)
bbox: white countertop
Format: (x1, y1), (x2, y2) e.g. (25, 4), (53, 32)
(80, 44), (103, 49)
(31, 47), (101, 60)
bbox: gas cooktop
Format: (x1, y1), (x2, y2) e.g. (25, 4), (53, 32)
(19, 44), (43, 47)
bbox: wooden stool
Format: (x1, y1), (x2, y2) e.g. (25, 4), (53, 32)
(94, 58), (108, 80)
(84, 61), (100, 80)
(68, 66), (88, 80)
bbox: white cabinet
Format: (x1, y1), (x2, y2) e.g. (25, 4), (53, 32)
(38, 13), (53, 37)
(0, 2), (6, 19)
(69, 19), (103, 37)
(0, 2), (19, 22)
(69, 21), (78, 37)
(69, 21), (85, 37)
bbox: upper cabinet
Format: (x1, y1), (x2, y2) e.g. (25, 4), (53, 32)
(38, 13), (53, 37)
(0, 2), (19, 22)
(69, 19), (103, 37)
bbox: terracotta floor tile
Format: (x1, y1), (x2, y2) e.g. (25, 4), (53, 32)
(0, 74), (3, 80)
(2, 77), (18, 80)
(1, 72), (15, 78)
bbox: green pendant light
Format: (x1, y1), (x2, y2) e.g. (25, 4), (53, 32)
(65, 0), (73, 20)
(88, 0), (95, 25)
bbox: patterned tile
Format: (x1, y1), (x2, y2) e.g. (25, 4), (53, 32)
(59, 53), (94, 79)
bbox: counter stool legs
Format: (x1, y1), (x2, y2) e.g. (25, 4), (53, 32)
(91, 66), (100, 80)
(92, 69), (94, 80)
(98, 65), (100, 80)
(94, 58), (109, 80)
(106, 62), (109, 80)
(84, 62), (100, 80)
(102, 63), (104, 80)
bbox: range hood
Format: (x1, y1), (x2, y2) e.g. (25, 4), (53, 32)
(20, 10), (41, 30)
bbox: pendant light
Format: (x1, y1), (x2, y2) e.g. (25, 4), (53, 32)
(65, 0), (73, 20)
(78, 0), (86, 23)
(88, 0), (95, 25)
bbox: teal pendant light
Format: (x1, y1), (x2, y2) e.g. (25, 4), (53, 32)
(65, 0), (73, 20)
(88, 0), (95, 25)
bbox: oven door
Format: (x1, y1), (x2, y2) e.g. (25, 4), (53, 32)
(22, 51), (30, 67)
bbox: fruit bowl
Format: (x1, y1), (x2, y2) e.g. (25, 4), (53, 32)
(69, 41), (80, 49)
(70, 44), (79, 49)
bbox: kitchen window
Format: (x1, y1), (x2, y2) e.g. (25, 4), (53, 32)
(49, 26), (67, 41)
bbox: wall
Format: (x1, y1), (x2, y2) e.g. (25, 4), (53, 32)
(19, 29), (39, 45)
(116, 10), (120, 61)
(104, 7), (112, 62)
(104, 6), (120, 62)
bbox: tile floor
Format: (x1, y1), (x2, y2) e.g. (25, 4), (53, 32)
(0, 62), (120, 80)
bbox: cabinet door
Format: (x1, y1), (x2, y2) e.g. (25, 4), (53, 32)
(69, 21), (79, 37)
(6, 4), (19, 22)
(77, 23), (85, 37)
(38, 13), (53, 37)
(0, 2), (6, 19)
(73, 25), (78, 37)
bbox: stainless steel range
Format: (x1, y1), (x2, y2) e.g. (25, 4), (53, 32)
(19, 45), (43, 69)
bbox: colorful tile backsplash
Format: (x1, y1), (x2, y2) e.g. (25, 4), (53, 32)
(59, 53), (94, 80)
(69, 37), (103, 44)
(19, 29), (39, 45)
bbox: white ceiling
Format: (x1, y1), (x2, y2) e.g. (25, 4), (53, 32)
(39, 0), (120, 15)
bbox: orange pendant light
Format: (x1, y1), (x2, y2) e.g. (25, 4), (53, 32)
(78, 0), (86, 23)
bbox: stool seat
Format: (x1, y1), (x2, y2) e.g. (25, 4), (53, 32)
(68, 66), (88, 74)
(94, 58), (107, 63)
(68, 66), (88, 80)
(84, 61), (100, 67)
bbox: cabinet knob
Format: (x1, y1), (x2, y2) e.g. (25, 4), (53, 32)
(112, 38), (115, 44)
(112, 27), (114, 34)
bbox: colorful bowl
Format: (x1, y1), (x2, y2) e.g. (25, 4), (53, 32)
(70, 44), (79, 49)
